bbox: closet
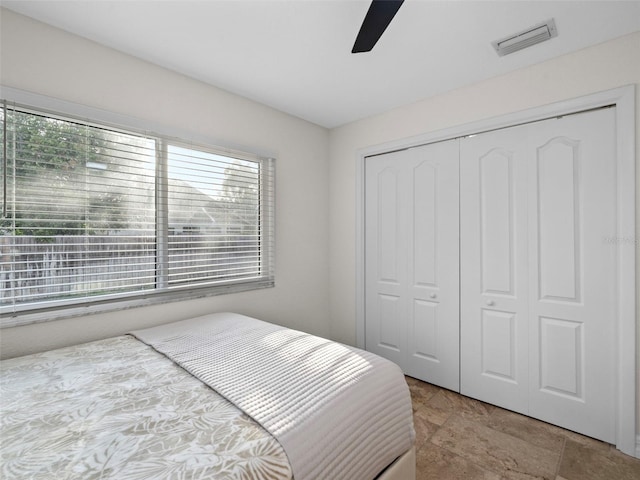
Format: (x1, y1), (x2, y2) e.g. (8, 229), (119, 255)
(364, 107), (617, 443)
(365, 139), (460, 391)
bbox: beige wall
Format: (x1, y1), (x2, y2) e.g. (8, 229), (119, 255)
(0, 9), (330, 358)
(328, 31), (640, 444)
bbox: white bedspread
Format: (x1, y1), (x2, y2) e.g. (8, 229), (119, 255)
(131, 312), (415, 480)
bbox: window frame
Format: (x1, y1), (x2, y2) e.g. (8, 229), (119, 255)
(0, 88), (275, 328)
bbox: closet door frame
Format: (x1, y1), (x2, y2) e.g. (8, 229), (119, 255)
(355, 85), (636, 457)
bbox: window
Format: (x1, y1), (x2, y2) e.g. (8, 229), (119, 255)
(0, 102), (275, 323)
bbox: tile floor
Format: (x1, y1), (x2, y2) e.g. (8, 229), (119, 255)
(406, 376), (640, 480)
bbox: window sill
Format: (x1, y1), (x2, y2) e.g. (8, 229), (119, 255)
(0, 279), (274, 328)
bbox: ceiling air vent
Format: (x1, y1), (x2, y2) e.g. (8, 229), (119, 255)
(492, 19), (558, 56)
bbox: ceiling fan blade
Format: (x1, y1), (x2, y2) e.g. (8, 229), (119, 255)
(352, 0), (404, 53)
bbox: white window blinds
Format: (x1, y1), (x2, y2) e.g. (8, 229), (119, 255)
(0, 102), (275, 320)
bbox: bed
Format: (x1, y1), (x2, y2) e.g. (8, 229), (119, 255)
(0, 312), (415, 479)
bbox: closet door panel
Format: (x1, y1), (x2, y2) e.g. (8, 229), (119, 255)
(538, 317), (583, 396)
(527, 109), (616, 443)
(460, 126), (529, 414)
(480, 150), (514, 295)
(406, 141), (459, 390)
(377, 168), (402, 285)
(365, 141), (459, 390)
(376, 294), (402, 352)
(411, 299), (438, 360)
(536, 137), (581, 301)
(481, 309), (517, 381)
(412, 161), (437, 286)
(365, 152), (409, 366)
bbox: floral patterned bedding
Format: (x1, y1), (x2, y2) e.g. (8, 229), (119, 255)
(0, 335), (292, 480)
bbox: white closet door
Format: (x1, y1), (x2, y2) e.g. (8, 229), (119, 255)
(404, 142), (460, 390)
(460, 124), (530, 414)
(460, 108), (617, 442)
(365, 149), (410, 368)
(527, 108), (616, 443)
(365, 140), (459, 390)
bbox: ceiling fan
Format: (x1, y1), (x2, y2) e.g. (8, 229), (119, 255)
(352, 0), (405, 53)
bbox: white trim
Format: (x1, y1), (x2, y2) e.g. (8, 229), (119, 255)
(355, 148), (367, 349)
(355, 85), (636, 457)
(613, 86), (637, 458)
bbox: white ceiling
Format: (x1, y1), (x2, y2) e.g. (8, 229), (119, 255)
(3, 1), (640, 128)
